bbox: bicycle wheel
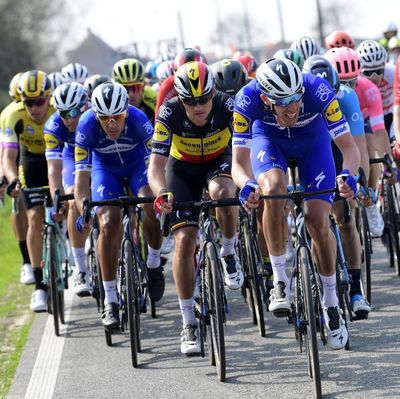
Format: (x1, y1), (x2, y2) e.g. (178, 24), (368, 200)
(206, 242), (226, 382)
(241, 219), (266, 337)
(335, 261), (350, 350)
(386, 181), (400, 276)
(299, 247), (321, 399)
(47, 225), (60, 337)
(124, 240), (140, 368)
(357, 205), (372, 303)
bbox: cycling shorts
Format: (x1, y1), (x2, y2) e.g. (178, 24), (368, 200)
(166, 150), (233, 231)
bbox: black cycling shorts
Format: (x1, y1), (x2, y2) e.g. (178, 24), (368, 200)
(166, 150), (232, 231)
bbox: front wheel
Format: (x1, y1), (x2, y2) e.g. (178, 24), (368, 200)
(47, 226), (60, 337)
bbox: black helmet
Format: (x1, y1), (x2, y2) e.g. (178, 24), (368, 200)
(303, 55), (340, 94)
(210, 59), (248, 95)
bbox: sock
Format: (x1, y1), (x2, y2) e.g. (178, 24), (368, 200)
(103, 280), (118, 305)
(319, 273), (338, 308)
(18, 240), (31, 265)
(348, 269), (362, 297)
(71, 247), (87, 273)
(33, 268), (46, 291)
(147, 245), (161, 269)
(179, 298), (197, 327)
(221, 235), (236, 257)
(270, 254), (288, 285)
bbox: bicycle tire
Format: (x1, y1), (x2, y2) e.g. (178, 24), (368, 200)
(124, 240), (139, 368)
(386, 181), (400, 276)
(300, 247), (322, 399)
(357, 205), (372, 303)
(206, 242), (226, 382)
(47, 225), (60, 337)
(335, 261), (350, 350)
(242, 219), (266, 337)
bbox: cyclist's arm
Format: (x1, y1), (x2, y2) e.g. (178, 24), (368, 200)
(393, 57), (400, 142)
(2, 147), (18, 182)
(75, 170), (90, 215)
(232, 146), (255, 188)
(47, 158), (64, 198)
(333, 132), (360, 176)
(148, 153), (168, 195)
(394, 104), (400, 143)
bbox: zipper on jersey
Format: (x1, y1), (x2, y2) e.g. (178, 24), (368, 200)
(114, 140), (124, 164)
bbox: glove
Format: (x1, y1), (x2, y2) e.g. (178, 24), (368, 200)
(239, 179), (260, 207)
(337, 169), (357, 197)
(153, 190), (173, 219)
(76, 215), (84, 234)
(392, 141), (400, 163)
(6, 177), (20, 197)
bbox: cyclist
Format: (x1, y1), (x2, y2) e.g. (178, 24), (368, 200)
(303, 55), (371, 317)
(273, 48), (305, 69)
(74, 82), (164, 329)
(325, 47), (390, 237)
(111, 58), (157, 122)
(210, 59), (248, 96)
(325, 30), (355, 49)
(233, 51), (258, 78)
(155, 48), (207, 115)
(394, 55), (400, 162)
(61, 62), (89, 84)
(388, 36), (400, 64)
(44, 82), (92, 296)
(3, 70), (54, 312)
(0, 72), (33, 285)
(148, 61), (244, 355)
(84, 74), (110, 99)
(379, 22), (398, 51)
(290, 35), (320, 60)
(48, 72), (64, 92)
(153, 60), (175, 92)
(232, 58), (360, 349)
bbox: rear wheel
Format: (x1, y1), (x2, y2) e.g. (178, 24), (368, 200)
(48, 226), (60, 337)
(386, 181), (400, 276)
(357, 205), (372, 303)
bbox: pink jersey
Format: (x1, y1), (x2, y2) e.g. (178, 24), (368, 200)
(394, 56), (400, 106)
(377, 63), (395, 115)
(354, 76), (385, 132)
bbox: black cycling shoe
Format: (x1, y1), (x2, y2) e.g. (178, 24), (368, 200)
(147, 266), (165, 302)
(101, 302), (120, 330)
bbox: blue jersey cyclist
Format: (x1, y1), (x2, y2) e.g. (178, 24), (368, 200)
(44, 82), (93, 297)
(74, 82), (163, 330)
(232, 58), (361, 350)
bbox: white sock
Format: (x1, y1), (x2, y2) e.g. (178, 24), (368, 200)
(179, 298), (197, 327)
(221, 235), (236, 257)
(319, 273), (338, 308)
(71, 247), (87, 273)
(270, 254), (288, 285)
(103, 280), (118, 305)
(147, 245), (161, 269)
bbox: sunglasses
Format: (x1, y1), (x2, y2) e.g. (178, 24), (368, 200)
(59, 107), (83, 119)
(180, 93), (213, 107)
(361, 68), (385, 77)
(268, 91), (304, 107)
(97, 112), (126, 125)
(23, 98), (47, 108)
(123, 83), (143, 94)
(341, 77), (358, 88)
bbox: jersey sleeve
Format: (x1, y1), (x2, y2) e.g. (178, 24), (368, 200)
(337, 85), (364, 137)
(394, 57), (400, 106)
(2, 107), (21, 150)
(74, 113), (93, 172)
(142, 86), (157, 112)
(44, 113), (64, 160)
(152, 103), (173, 157)
(132, 108), (154, 157)
(155, 76), (175, 116)
(364, 82), (385, 132)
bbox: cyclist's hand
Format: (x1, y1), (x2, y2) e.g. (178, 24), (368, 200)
(76, 215), (92, 234)
(392, 141), (400, 166)
(153, 189), (173, 219)
(51, 204), (68, 223)
(6, 177), (21, 198)
(336, 169), (357, 200)
(383, 165), (399, 185)
(239, 179), (261, 212)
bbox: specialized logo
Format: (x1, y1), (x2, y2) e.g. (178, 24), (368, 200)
(324, 99), (342, 123)
(97, 184), (106, 198)
(75, 146), (88, 162)
(153, 122), (170, 143)
(219, 162), (229, 172)
(186, 62), (202, 96)
(44, 133), (59, 149)
(315, 171), (326, 189)
(257, 149), (266, 163)
(233, 112), (249, 133)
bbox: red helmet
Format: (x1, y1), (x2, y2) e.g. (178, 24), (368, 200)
(325, 31), (355, 49)
(173, 48), (207, 71)
(233, 53), (257, 73)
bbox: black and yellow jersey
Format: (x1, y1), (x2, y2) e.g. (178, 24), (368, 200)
(3, 101), (54, 155)
(152, 91), (234, 163)
(139, 85), (157, 122)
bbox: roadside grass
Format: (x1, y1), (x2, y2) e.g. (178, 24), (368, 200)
(0, 200), (34, 398)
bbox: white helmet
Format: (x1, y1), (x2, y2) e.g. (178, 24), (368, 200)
(48, 72), (64, 91)
(356, 40), (387, 69)
(384, 22), (398, 33)
(156, 60), (174, 82)
(256, 58), (303, 98)
(91, 82), (128, 116)
(53, 82), (88, 111)
(291, 36), (320, 60)
(61, 62), (89, 84)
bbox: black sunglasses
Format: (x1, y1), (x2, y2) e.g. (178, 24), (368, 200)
(180, 93), (213, 106)
(361, 68), (385, 77)
(23, 98), (47, 108)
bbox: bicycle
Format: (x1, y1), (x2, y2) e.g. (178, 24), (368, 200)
(370, 154), (400, 275)
(83, 196), (154, 368)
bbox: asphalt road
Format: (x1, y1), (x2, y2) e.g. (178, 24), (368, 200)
(7, 242), (400, 399)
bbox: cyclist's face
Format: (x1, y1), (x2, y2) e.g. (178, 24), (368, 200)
(98, 112), (127, 140)
(125, 84), (144, 107)
(23, 96), (50, 123)
(181, 95), (214, 127)
(261, 94), (302, 127)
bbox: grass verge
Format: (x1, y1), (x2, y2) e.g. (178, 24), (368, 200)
(0, 200), (34, 398)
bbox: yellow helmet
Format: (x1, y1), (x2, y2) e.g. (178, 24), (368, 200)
(19, 70), (51, 99)
(9, 72), (24, 101)
(112, 58), (145, 85)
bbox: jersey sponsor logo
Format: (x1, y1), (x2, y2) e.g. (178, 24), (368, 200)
(351, 112), (361, 122)
(44, 133), (59, 149)
(330, 123), (348, 137)
(152, 146), (168, 155)
(235, 93), (251, 110)
(257, 149), (266, 163)
(76, 132), (86, 142)
(324, 99), (342, 123)
(143, 120), (154, 135)
(45, 119), (59, 132)
(158, 105), (172, 119)
(75, 146), (88, 162)
(224, 97), (235, 112)
(314, 171), (326, 189)
(144, 137), (152, 152)
(232, 137), (250, 147)
(233, 112), (250, 134)
(153, 122), (170, 143)
(26, 125), (35, 135)
(5, 127), (13, 136)
(315, 83), (330, 102)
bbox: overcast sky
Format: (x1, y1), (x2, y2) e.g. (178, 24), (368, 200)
(69, 0), (400, 58)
